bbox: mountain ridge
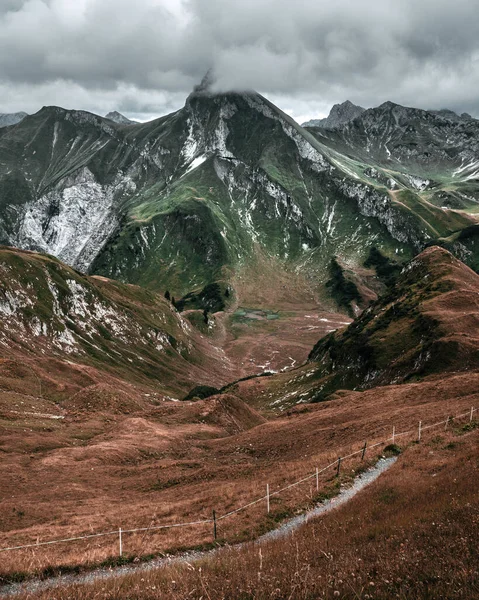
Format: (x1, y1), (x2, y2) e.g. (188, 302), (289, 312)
(0, 111), (28, 128)
(0, 87), (478, 310)
(0, 245), (234, 398)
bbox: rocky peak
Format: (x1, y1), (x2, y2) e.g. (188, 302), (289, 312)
(302, 100), (365, 129)
(105, 111), (136, 125)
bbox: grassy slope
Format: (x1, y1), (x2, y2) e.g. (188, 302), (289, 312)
(305, 246), (479, 400)
(0, 247), (233, 398)
(1, 249), (479, 594)
(75, 430), (477, 600)
(5, 383), (478, 597)
(220, 246), (479, 412)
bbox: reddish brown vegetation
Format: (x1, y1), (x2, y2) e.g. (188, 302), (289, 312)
(0, 371), (477, 583)
(10, 428), (479, 599)
(1, 246), (479, 599)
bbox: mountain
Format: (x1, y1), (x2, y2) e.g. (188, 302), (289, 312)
(302, 100), (365, 128)
(105, 111), (137, 125)
(307, 245), (479, 399)
(430, 108), (475, 123)
(0, 88), (477, 312)
(224, 246), (479, 409)
(0, 112), (28, 128)
(0, 246), (233, 398)
(306, 100), (479, 268)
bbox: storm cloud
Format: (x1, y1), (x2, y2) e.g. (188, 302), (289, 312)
(1, 0), (478, 122)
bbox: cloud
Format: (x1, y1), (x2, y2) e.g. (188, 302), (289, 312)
(0, 0), (478, 121)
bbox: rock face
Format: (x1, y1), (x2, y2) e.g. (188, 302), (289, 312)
(302, 100), (365, 129)
(0, 112), (28, 128)
(0, 89), (478, 305)
(105, 111), (136, 125)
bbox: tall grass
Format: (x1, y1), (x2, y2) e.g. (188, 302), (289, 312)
(14, 430), (477, 599)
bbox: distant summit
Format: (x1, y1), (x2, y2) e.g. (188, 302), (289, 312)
(430, 109), (475, 123)
(105, 111), (136, 125)
(302, 100), (365, 129)
(0, 112), (28, 128)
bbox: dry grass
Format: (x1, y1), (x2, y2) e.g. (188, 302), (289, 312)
(10, 427), (478, 599)
(0, 372), (477, 586)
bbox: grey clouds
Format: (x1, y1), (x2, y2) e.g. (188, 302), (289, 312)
(1, 0), (478, 123)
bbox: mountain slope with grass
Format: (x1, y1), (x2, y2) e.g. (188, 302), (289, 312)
(1, 85), (478, 310)
(0, 246), (233, 399)
(224, 246), (479, 409)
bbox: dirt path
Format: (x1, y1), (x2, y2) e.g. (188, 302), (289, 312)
(0, 457), (397, 598)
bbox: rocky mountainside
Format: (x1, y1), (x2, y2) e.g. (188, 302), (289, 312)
(302, 100), (365, 128)
(105, 111), (137, 125)
(0, 246), (232, 398)
(0, 112), (28, 128)
(0, 86), (477, 310)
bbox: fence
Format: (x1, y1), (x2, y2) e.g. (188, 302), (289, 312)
(0, 405), (476, 558)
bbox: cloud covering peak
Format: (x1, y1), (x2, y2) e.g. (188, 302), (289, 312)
(1, 0), (478, 122)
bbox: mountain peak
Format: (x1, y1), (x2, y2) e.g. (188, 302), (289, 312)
(302, 100), (365, 129)
(0, 111), (28, 128)
(105, 111), (136, 125)
(188, 69), (219, 100)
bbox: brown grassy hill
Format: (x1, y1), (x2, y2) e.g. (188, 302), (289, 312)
(1, 367), (477, 584)
(0, 246), (235, 400)
(22, 427), (477, 600)
(226, 246), (479, 410)
(307, 245), (479, 400)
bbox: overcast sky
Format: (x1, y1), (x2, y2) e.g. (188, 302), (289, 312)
(1, 0), (479, 123)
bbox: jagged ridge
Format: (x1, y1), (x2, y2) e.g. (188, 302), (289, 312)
(0, 90), (477, 306)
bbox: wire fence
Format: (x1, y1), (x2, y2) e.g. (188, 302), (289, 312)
(0, 405), (476, 557)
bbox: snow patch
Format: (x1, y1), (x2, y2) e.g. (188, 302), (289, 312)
(185, 154), (208, 174)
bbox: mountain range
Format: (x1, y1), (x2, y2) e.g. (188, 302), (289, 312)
(0, 79), (478, 593)
(1, 83), (478, 320)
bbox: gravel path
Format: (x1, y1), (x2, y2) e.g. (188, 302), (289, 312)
(0, 457), (397, 598)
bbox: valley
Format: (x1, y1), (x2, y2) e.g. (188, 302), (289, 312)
(0, 86), (478, 599)
(0, 246), (477, 598)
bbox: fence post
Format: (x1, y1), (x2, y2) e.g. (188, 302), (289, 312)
(470, 407), (474, 422)
(445, 416), (449, 431)
(119, 527), (122, 557)
(266, 484), (270, 514)
(392, 426), (395, 444)
(212, 510), (217, 541)
(418, 421), (422, 442)
(361, 441), (367, 460)
(336, 457), (341, 477)
(316, 467), (319, 492)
